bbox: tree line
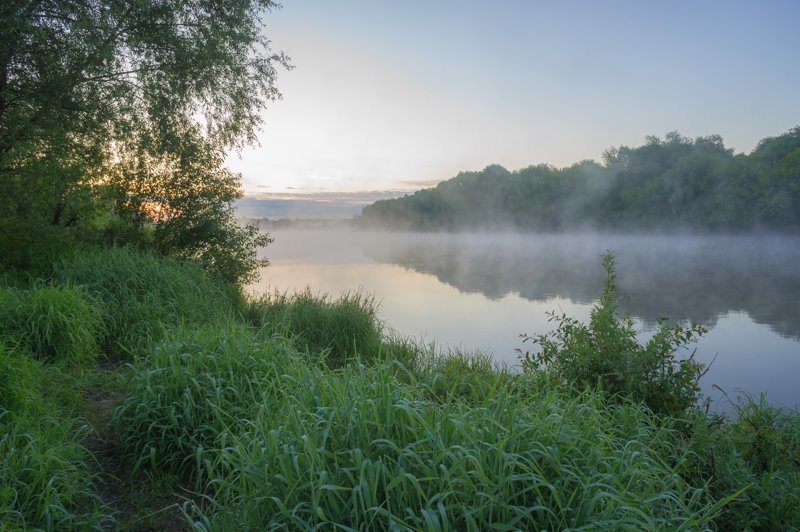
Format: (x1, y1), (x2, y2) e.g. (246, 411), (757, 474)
(360, 128), (800, 231)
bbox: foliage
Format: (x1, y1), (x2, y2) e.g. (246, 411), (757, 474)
(0, 284), (103, 365)
(360, 127), (800, 231)
(52, 246), (239, 359)
(0, 0), (288, 283)
(162, 205), (274, 285)
(246, 289), (384, 367)
(0, 345), (108, 529)
(188, 363), (721, 530)
(674, 398), (800, 530)
(520, 252), (708, 416)
(109, 139), (276, 284)
(413, 348), (511, 404)
(112, 322), (288, 484)
(5, 245), (800, 530)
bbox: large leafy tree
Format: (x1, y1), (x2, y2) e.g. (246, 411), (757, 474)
(1, 0), (288, 283)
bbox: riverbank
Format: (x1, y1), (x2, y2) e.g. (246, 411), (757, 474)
(1, 246), (798, 529)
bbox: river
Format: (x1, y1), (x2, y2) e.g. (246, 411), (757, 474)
(248, 229), (800, 411)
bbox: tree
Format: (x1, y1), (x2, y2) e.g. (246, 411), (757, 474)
(1, 0), (289, 282)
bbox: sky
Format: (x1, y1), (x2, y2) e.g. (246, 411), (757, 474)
(226, 0), (800, 197)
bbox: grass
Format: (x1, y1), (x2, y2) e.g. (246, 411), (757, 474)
(0, 344), (108, 529)
(0, 283), (103, 365)
(112, 321), (290, 483)
(51, 246), (240, 359)
(1, 245), (798, 530)
(189, 366), (722, 530)
(245, 288), (383, 367)
(674, 396), (800, 530)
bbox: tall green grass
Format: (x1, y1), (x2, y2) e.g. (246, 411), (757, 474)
(112, 322), (292, 484)
(53, 247), (240, 359)
(0, 284), (103, 365)
(0, 344), (108, 529)
(112, 318), (725, 529)
(0, 342), (47, 417)
(189, 360), (723, 530)
(400, 344), (512, 404)
(246, 289), (383, 367)
(674, 398), (800, 530)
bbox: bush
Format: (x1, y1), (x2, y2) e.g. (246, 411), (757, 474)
(520, 252), (707, 416)
(246, 289), (383, 367)
(53, 247), (239, 359)
(0, 284), (103, 365)
(158, 209), (273, 286)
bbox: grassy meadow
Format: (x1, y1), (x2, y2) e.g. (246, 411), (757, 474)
(1, 246), (799, 530)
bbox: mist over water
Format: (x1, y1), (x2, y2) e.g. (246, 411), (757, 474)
(250, 229), (800, 410)
(363, 232), (800, 339)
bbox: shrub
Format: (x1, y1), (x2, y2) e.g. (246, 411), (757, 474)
(53, 247), (239, 359)
(0, 284), (103, 365)
(520, 252), (708, 416)
(246, 289), (383, 367)
(158, 210), (273, 286)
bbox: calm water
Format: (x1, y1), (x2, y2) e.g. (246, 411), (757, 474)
(249, 229), (800, 411)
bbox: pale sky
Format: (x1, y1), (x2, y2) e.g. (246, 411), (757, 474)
(226, 0), (800, 196)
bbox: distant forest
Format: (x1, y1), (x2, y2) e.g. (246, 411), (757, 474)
(360, 127), (800, 231)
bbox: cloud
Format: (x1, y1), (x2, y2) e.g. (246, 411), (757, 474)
(244, 190), (409, 205)
(397, 179), (440, 190)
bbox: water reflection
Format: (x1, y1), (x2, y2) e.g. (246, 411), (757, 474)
(362, 232), (800, 340)
(253, 229), (800, 409)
